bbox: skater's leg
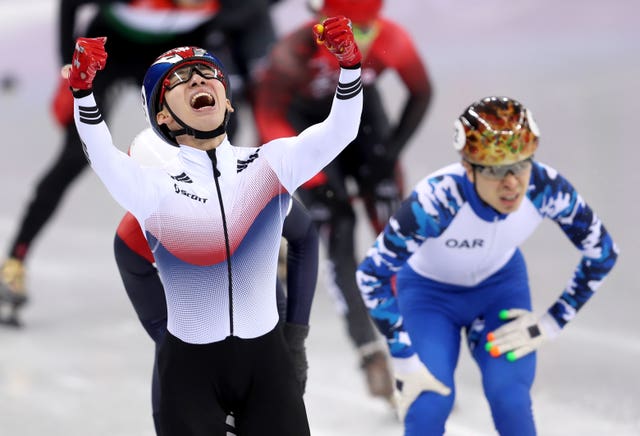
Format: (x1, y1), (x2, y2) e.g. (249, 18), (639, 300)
(326, 204), (393, 399)
(396, 268), (460, 435)
(0, 124), (88, 325)
(297, 167), (393, 399)
(235, 327), (310, 436)
(469, 251), (537, 436)
(6, 125), (89, 262)
(158, 334), (229, 436)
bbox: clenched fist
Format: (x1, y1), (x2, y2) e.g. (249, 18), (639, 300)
(313, 16), (362, 68)
(65, 37), (108, 90)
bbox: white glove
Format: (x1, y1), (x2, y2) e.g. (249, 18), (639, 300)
(392, 354), (451, 422)
(486, 309), (561, 361)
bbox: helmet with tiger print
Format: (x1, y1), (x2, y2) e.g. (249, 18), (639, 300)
(453, 96), (540, 166)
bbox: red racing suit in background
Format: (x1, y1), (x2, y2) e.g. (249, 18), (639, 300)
(253, 15), (432, 375)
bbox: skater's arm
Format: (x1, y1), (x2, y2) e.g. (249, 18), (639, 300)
(281, 198), (318, 326)
(261, 66), (362, 193)
(531, 163), (619, 331)
(377, 19), (432, 161)
(68, 37), (157, 216)
(357, 175), (461, 358)
(260, 16), (363, 193)
(73, 92), (158, 215)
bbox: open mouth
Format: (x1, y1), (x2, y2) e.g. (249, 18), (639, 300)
(190, 92), (215, 110)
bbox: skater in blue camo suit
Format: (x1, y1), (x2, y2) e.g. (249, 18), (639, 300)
(356, 96), (618, 435)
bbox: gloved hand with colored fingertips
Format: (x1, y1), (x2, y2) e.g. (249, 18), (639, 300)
(485, 308), (560, 361)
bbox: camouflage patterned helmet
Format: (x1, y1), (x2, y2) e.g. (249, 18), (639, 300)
(453, 96), (540, 166)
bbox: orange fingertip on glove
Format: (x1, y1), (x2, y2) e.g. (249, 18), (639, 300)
(313, 24), (325, 44)
(485, 332), (501, 357)
(484, 341), (500, 357)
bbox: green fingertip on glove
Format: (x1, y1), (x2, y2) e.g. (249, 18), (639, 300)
(484, 341), (493, 352)
(506, 351), (518, 362)
(499, 309), (510, 320)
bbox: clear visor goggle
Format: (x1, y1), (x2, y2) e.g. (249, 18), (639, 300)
(468, 157), (533, 181)
(165, 63), (223, 90)
(159, 62), (224, 107)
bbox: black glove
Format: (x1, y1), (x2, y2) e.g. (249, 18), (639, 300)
(359, 143), (397, 182)
(283, 322), (310, 393)
(372, 178), (401, 223)
(360, 177), (402, 233)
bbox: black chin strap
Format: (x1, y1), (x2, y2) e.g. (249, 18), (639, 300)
(165, 101), (229, 140)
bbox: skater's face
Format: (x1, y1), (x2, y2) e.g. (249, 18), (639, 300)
(463, 159), (532, 214)
(156, 63), (233, 141)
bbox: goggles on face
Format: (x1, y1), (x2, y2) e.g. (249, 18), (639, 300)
(165, 63), (223, 90)
(469, 158), (533, 181)
(158, 62), (224, 108)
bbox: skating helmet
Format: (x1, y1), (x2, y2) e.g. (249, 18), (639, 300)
(308, 0), (382, 25)
(453, 96), (539, 166)
(141, 46), (231, 145)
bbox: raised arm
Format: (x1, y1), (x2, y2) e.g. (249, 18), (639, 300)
(261, 16), (363, 192)
(67, 37), (157, 217)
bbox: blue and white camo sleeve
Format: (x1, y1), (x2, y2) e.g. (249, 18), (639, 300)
(356, 174), (463, 357)
(530, 163), (618, 330)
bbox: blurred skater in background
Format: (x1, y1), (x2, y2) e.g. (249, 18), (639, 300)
(254, 0), (433, 402)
